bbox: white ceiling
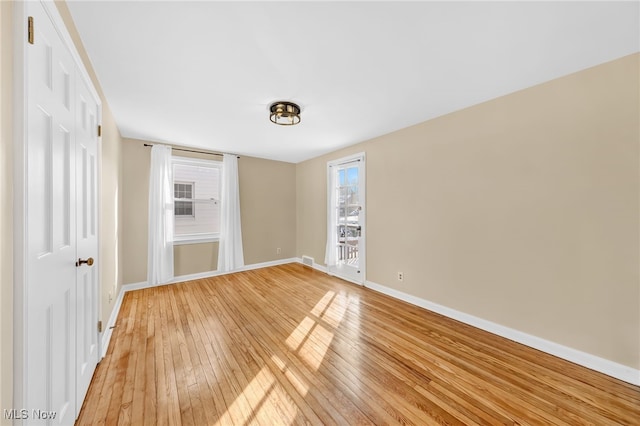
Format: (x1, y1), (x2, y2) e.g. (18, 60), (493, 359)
(67, 1), (639, 163)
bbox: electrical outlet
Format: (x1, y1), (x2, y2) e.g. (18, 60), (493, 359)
(276, 247), (282, 255)
(398, 272), (404, 282)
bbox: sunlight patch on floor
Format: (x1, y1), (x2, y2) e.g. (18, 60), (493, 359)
(285, 316), (315, 350)
(299, 323), (334, 370)
(320, 293), (347, 328)
(310, 290), (335, 316)
(216, 290), (352, 425)
(214, 365), (298, 425)
(271, 354), (309, 396)
(213, 366), (272, 425)
(283, 290), (351, 371)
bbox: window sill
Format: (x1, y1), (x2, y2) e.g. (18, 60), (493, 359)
(173, 235), (220, 246)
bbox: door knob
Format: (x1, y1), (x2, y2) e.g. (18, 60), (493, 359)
(76, 257), (94, 267)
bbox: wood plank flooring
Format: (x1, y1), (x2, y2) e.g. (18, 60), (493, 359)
(77, 263), (640, 425)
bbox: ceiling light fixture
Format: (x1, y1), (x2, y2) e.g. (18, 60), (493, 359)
(269, 101), (301, 126)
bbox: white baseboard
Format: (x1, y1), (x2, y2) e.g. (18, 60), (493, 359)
(295, 256), (327, 273)
(100, 282), (126, 358)
(100, 257), (299, 358)
(363, 279), (640, 386)
(121, 257), (300, 292)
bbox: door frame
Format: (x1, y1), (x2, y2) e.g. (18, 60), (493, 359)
(13, 0), (103, 416)
(326, 152), (366, 285)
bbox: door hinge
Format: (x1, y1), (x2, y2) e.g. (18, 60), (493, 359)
(98, 321), (103, 333)
(28, 16), (34, 44)
(97, 125), (102, 137)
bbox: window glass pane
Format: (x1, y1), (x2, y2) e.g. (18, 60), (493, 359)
(347, 185), (358, 205)
(175, 201), (193, 216)
(174, 183), (194, 200)
(347, 167), (358, 185)
(338, 187), (348, 207)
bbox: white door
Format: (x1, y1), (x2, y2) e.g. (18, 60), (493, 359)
(75, 77), (100, 408)
(26, 2), (78, 423)
(327, 154), (366, 284)
(23, 1), (100, 423)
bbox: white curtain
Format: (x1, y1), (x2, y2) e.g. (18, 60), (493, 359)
(324, 165), (337, 267)
(217, 154), (244, 272)
(147, 144), (174, 285)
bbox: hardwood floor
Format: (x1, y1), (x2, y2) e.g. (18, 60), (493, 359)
(77, 263), (640, 425)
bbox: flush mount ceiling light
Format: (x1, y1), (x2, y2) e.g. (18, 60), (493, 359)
(269, 101), (301, 126)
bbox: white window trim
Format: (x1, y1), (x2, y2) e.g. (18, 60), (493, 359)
(172, 156), (222, 245)
(173, 233), (220, 245)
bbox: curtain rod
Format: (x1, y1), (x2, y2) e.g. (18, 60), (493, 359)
(143, 143), (240, 158)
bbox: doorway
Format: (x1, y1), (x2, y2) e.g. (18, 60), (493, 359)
(326, 153), (366, 284)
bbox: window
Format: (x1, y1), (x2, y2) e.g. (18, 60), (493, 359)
(174, 182), (194, 216)
(172, 156), (221, 244)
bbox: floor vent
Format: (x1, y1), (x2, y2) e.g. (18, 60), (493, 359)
(301, 256), (314, 267)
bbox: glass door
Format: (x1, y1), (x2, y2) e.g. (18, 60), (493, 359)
(326, 154), (365, 284)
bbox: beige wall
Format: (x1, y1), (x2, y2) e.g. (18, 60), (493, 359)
(122, 139), (150, 282)
(174, 243), (219, 276)
(122, 139), (297, 284)
(297, 54), (640, 370)
(239, 155), (297, 265)
(0, 1), (14, 418)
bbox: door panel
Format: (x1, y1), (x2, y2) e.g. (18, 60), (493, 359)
(75, 78), (100, 407)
